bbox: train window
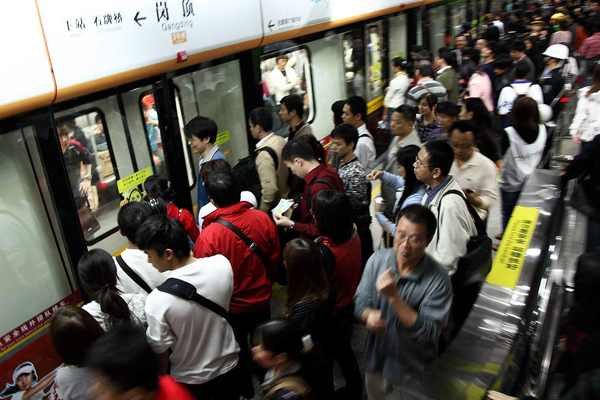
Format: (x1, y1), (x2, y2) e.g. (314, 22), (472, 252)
(172, 60), (251, 211)
(261, 47), (315, 137)
(139, 93), (166, 175)
(54, 103), (131, 245)
(365, 22), (384, 103)
(0, 127), (73, 334)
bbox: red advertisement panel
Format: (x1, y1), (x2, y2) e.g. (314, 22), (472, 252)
(0, 292), (82, 400)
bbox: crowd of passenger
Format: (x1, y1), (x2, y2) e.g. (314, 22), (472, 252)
(41, 1), (600, 400)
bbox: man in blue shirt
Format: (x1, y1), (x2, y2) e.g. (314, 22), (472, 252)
(184, 116), (225, 223)
(354, 205), (452, 400)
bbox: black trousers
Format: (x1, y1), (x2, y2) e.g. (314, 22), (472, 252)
(229, 307), (271, 398)
(184, 364), (239, 400)
(333, 304), (363, 396)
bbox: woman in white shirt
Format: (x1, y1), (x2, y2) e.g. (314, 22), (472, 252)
(569, 65), (600, 152)
(382, 57), (410, 122)
(499, 97), (547, 231)
(79, 249), (147, 331)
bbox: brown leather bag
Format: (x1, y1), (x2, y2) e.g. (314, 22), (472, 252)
(77, 197), (101, 239)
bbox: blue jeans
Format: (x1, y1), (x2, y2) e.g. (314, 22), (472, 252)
(501, 189), (521, 231)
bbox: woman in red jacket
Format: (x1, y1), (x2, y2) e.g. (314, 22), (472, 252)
(312, 190), (363, 400)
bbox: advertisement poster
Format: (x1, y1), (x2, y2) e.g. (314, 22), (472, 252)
(0, 292), (82, 400)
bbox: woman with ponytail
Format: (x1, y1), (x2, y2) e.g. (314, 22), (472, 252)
(79, 249), (147, 331)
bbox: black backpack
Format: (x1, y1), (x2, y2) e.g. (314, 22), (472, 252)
(233, 147), (278, 208)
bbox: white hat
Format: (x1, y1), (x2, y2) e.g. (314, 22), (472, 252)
(538, 104), (553, 124)
(12, 362), (35, 382)
(543, 44), (569, 60)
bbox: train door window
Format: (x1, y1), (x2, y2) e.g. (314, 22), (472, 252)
(173, 88), (196, 192)
(0, 127), (73, 333)
(416, 9), (424, 46)
(451, 2), (468, 38)
(172, 60), (250, 211)
(365, 22), (384, 103)
(121, 86), (154, 177)
(428, 5), (448, 54)
(54, 101), (130, 245)
(342, 30), (364, 98)
(261, 48), (315, 137)
(388, 14), (408, 62)
(139, 93), (166, 175)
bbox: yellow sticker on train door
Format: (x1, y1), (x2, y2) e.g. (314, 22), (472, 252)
(486, 206), (540, 289)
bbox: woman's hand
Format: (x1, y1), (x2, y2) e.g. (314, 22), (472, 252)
(273, 213), (293, 228)
(367, 170), (383, 181)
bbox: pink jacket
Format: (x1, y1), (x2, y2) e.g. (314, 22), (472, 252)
(468, 71), (495, 113)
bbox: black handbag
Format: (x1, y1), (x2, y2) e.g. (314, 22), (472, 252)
(569, 180), (600, 222)
(437, 190), (492, 293)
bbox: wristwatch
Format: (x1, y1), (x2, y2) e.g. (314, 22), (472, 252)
(290, 221), (295, 230)
(83, 174), (92, 180)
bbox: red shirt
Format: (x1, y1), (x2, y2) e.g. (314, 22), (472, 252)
(193, 201), (280, 314)
(318, 233), (362, 310)
(155, 375), (195, 400)
(167, 203), (200, 242)
(294, 164), (344, 238)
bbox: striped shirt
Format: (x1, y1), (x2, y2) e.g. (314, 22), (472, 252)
(406, 78), (448, 108)
(581, 33), (600, 59)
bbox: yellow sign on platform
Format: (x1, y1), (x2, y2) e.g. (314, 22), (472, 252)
(367, 95), (383, 115)
(117, 167), (153, 194)
(486, 206), (540, 289)
(215, 130), (230, 146)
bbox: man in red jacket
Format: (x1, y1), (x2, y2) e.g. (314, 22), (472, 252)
(193, 169), (280, 398)
(273, 140), (344, 238)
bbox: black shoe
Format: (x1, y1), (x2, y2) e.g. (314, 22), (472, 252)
(335, 387), (362, 400)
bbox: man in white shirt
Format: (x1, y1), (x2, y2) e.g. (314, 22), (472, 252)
(448, 120), (498, 222)
(342, 96), (377, 172)
(114, 202), (170, 294)
(137, 215), (239, 400)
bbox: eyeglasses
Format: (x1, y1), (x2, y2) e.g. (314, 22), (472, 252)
(450, 143), (473, 150)
(414, 156), (429, 169)
(395, 234), (426, 246)
(187, 137), (199, 144)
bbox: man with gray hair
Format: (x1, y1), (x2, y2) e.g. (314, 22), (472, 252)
(406, 60), (448, 107)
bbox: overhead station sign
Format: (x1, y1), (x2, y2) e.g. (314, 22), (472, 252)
(0, 1), (55, 116)
(261, 0), (409, 35)
(36, 0), (263, 92)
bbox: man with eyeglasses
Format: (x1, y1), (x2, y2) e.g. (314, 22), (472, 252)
(448, 120), (498, 225)
(354, 204), (452, 400)
(414, 140), (477, 276)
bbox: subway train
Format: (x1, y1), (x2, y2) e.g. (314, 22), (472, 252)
(0, 0), (586, 399)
